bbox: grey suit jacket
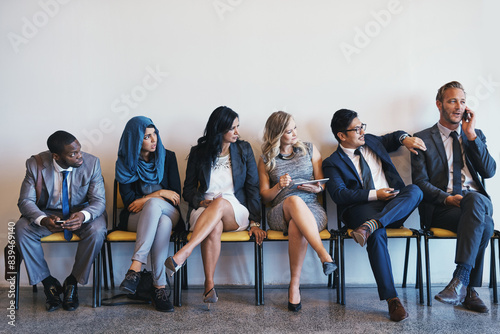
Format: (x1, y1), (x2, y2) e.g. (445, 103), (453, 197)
(17, 150), (106, 223)
(411, 123), (496, 226)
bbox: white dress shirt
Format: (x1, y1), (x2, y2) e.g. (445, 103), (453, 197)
(35, 160), (90, 226)
(340, 144), (390, 201)
(437, 122), (478, 194)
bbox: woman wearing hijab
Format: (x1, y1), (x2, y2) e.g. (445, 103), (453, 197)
(165, 106), (265, 307)
(115, 116), (183, 312)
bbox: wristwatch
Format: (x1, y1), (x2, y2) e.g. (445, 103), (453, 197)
(249, 222), (261, 228)
(399, 133), (411, 144)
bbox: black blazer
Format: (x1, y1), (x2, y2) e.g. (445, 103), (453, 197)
(411, 123), (496, 227)
(322, 132), (407, 217)
(183, 140), (261, 224)
(118, 149), (184, 231)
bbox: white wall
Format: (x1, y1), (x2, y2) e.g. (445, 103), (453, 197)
(1, 0), (499, 288)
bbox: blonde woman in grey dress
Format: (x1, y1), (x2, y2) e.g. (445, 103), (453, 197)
(258, 111), (337, 312)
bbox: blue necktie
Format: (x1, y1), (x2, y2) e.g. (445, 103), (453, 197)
(450, 131), (463, 195)
(61, 171), (73, 241)
(355, 148), (375, 190)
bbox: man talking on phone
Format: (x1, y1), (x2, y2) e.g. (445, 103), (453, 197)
(412, 81), (496, 313)
(15, 130), (106, 312)
(323, 108), (425, 321)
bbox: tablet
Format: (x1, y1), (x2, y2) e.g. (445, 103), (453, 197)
(292, 178), (329, 188)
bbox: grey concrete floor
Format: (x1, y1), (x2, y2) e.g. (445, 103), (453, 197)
(1, 285), (499, 333)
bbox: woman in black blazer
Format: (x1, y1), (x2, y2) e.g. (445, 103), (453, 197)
(165, 106), (265, 306)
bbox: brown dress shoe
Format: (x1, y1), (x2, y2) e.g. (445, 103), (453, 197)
(463, 287), (489, 313)
(351, 225), (371, 247)
(387, 297), (408, 322)
(434, 277), (466, 305)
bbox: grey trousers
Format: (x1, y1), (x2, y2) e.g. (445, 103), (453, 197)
(15, 213), (107, 285)
(127, 198), (180, 286)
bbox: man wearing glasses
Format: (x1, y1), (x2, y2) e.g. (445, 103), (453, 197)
(323, 108), (425, 322)
(411, 81), (495, 313)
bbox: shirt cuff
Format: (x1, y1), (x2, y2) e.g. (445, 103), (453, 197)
(81, 211), (91, 223)
(368, 190), (377, 201)
(34, 215), (46, 226)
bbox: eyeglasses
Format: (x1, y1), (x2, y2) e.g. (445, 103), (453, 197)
(344, 123), (367, 134)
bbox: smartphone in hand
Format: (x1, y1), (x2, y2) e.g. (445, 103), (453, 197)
(55, 220), (64, 225)
(463, 110), (470, 122)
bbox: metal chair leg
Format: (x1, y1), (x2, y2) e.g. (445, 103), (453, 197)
(402, 237), (410, 288)
(106, 241), (115, 289)
(340, 235), (345, 305)
(424, 235), (432, 306)
(490, 236), (498, 303)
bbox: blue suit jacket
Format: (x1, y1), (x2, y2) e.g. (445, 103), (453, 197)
(183, 140), (261, 224)
(411, 123), (496, 227)
(322, 132), (406, 217)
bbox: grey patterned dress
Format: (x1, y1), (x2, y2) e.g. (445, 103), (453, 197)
(263, 142), (327, 234)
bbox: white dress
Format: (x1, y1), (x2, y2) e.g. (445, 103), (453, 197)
(188, 154), (249, 231)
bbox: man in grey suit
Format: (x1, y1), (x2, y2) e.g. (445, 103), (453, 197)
(412, 81), (496, 313)
(15, 130), (106, 311)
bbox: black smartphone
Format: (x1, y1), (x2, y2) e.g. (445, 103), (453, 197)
(389, 190), (400, 194)
(463, 110), (470, 122)
(55, 220), (64, 225)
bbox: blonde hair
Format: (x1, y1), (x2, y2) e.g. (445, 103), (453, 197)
(261, 111), (307, 172)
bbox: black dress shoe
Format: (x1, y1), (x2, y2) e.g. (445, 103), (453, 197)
(62, 278), (79, 311)
(435, 277), (466, 306)
(463, 287), (489, 313)
(44, 280), (63, 312)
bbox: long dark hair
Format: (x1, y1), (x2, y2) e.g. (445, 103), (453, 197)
(195, 106), (239, 166)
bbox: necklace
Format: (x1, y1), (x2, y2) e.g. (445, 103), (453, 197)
(278, 151), (295, 160)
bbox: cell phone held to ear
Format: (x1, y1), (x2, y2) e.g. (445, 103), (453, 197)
(463, 110), (470, 122)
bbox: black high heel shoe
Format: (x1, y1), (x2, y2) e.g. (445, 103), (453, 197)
(322, 261), (337, 276)
(288, 286), (302, 312)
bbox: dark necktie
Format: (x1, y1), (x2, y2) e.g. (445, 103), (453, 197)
(62, 171), (73, 241)
(450, 131), (463, 195)
(355, 148), (375, 190)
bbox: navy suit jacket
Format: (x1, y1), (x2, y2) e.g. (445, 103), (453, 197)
(322, 132), (407, 217)
(411, 123), (496, 227)
(183, 140), (261, 224)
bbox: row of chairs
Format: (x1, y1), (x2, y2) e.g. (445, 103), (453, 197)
(9, 179), (499, 309)
(104, 179), (499, 307)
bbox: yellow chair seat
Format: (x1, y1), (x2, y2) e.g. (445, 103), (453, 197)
(266, 229), (331, 241)
(429, 227), (457, 238)
(347, 227), (414, 238)
(41, 232), (81, 242)
(187, 230), (251, 242)
(107, 230), (137, 242)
